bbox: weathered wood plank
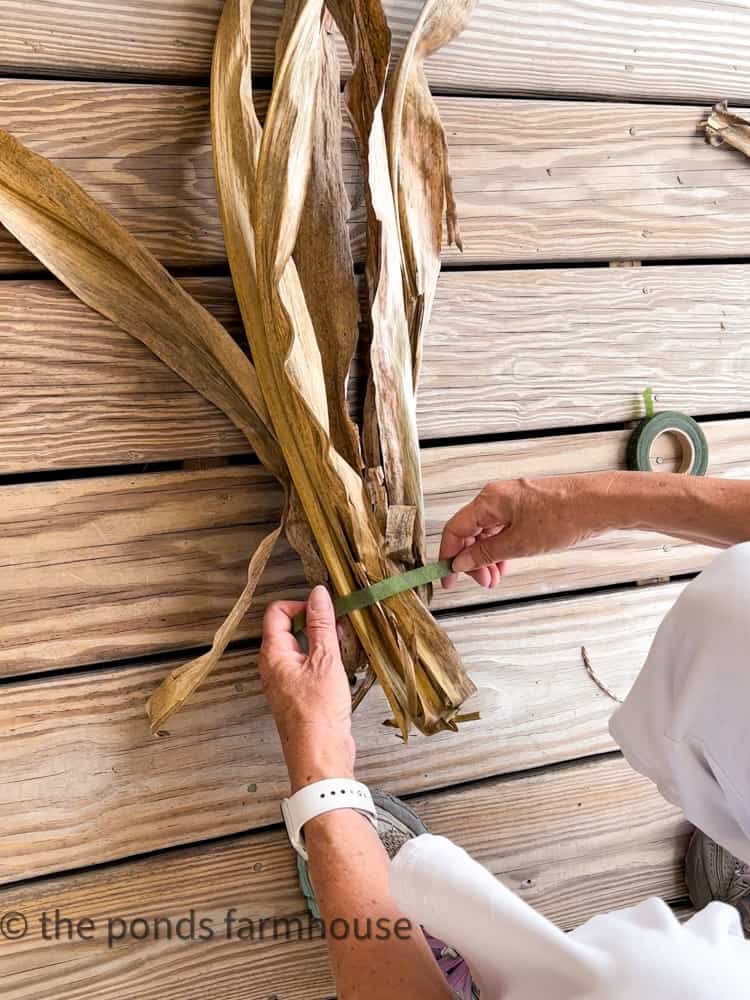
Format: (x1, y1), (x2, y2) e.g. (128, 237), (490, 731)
(0, 756), (688, 998)
(0, 465), (293, 676)
(0, 420), (744, 675)
(2, 0), (749, 105)
(0, 80), (225, 272)
(0, 580), (685, 881)
(0, 277), (248, 471)
(421, 264), (750, 438)
(0, 80), (747, 271)
(5, 264), (750, 471)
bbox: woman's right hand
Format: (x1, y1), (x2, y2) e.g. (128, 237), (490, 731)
(439, 473), (614, 589)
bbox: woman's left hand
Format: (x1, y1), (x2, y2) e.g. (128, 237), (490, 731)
(259, 585), (356, 792)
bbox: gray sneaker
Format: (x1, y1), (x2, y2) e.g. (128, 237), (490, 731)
(686, 828), (750, 935)
(372, 789), (429, 857)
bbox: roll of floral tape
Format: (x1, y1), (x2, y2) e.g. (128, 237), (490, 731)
(627, 410), (709, 476)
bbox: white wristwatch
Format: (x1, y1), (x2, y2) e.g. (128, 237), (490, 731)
(281, 778), (378, 860)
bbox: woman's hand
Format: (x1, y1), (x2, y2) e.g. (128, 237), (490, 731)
(259, 585), (355, 792)
(440, 474), (612, 589)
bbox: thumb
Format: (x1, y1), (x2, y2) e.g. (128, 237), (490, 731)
(305, 585), (338, 653)
(452, 527), (515, 573)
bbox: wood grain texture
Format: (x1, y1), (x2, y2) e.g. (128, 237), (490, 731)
(0, 419), (745, 675)
(0, 580), (685, 880)
(0, 465), (293, 676)
(420, 264), (750, 438)
(0, 80), (227, 272)
(0, 277), (248, 471)
(5, 264), (750, 471)
(0, 755), (688, 998)
(2, 0), (750, 104)
(0, 80), (749, 271)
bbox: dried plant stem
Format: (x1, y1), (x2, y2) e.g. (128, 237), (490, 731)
(702, 101), (750, 157)
(214, 0), (474, 736)
(581, 646), (624, 704)
(0, 0), (479, 737)
(385, 0), (475, 381)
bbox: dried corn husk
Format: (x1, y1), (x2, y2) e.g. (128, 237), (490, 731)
(0, 0), (478, 737)
(0, 127), (288, 730)
(330, 0), (427, 572)
(385, 0), (475, 380)
(275, 2), (364, 474)
(213, 0), (475, 736)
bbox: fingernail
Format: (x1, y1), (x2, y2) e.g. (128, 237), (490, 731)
(453, 550), (475, 573)
(308, 585), (329, 611)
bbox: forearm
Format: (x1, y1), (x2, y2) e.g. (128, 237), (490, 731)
(588, 471), (750, 548)
(305, 810), (451, 1000)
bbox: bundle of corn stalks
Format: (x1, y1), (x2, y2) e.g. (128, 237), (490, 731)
(0, 0), (477, 738)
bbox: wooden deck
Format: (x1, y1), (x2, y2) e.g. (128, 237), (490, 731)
(2, 2), (749, 995)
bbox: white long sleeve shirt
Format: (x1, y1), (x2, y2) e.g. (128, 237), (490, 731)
(391, 834), (750, 998)
(391, 544), (750, 998)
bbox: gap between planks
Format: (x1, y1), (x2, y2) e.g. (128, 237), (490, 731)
(0, 81), (749, 274)
(0, 753), (691, 1000)
(2, 0), (750, 105)
(0, 418), (747, 677)
(0, 578), (690, 882)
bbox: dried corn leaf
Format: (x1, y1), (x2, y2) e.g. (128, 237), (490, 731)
(226, 0), (380, 584)
(0, 0), (475, 737)
(385, 0), (475, 380)
(703, 100), (750, 157)
(216, 0), (401, 727)
(0, 126), (287, 731)
(276, 2), (364, 473)
(214, 0), (474, 736)
(212, 0), (340, 664)
(330, 0), (426, 570)
(147, 524), (282, 731)
(0, 128), (282, 480)
(213, 0), (354, 668)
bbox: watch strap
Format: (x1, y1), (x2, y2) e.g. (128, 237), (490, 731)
(281, 778), (377, 860)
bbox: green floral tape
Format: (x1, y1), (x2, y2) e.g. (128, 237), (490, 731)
(627, 410), (709, 476)
(292, 559), (453, 640)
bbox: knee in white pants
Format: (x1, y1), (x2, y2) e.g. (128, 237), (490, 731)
(611, 541), (750, 864)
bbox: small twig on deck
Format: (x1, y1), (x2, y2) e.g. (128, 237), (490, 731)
(581, 645), (623, 704)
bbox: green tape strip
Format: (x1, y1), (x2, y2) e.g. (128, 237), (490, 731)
(292, 559), (453, 638)
(642, 387), (655, 418)
(627, 410), (709, 476)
